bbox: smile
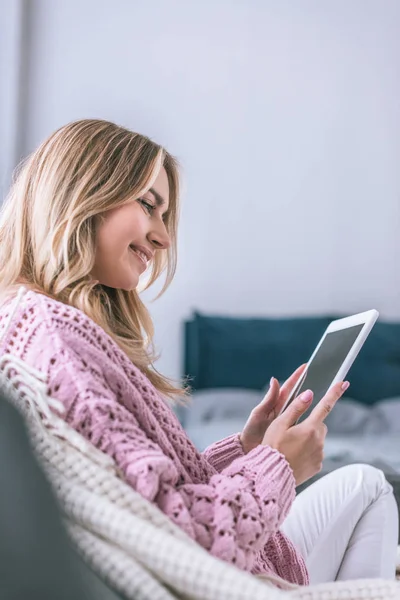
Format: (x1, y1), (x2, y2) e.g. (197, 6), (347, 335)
(128, 245), (150, 271)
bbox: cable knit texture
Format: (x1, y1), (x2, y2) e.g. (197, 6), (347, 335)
(0, 289), (308, 585)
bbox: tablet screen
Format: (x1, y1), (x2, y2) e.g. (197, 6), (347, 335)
(294, 323), (364, 419)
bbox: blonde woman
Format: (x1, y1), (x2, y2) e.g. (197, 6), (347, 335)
(0, 119), (397, 586)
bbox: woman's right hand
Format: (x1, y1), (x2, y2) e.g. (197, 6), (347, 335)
(262, 381), (349, 486)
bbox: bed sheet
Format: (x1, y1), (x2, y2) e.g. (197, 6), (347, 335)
(184, 389), (400, 473)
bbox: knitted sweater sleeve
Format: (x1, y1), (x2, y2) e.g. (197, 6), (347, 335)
(202, 433), (245, 472)
(38, 335), (296, 572)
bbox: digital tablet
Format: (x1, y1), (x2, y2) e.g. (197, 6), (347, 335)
(280, 309), (379, 421)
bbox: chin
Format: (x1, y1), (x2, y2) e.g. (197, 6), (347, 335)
(115, 279), (139, 291)
(97, 274), (139, 291)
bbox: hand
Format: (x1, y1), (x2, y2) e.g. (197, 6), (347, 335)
(240, 364), (307, 454)
(262, 381), (349, 486)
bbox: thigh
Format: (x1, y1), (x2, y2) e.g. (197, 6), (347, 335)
(281, 464), (385, 583)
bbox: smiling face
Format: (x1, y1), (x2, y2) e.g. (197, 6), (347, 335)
(92, 167), (171, 290)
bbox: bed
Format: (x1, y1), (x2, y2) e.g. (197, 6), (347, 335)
(180, 311), (400, 537)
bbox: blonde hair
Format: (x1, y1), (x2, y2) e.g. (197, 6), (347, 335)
(0, 118), (185, 400)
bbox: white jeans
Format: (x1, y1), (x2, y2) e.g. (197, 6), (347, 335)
(281, 464), (399, 583)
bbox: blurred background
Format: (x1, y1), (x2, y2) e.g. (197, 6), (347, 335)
(1, 2), (400, 486)
(1, 0), (399, 380)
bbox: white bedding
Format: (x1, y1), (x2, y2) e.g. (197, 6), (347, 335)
(183, 389), (400, 474)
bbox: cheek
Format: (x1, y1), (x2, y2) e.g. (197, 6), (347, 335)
(97, 205), (147, 251)
(98, 222), (130, 251)
(92, 206), (146, 289)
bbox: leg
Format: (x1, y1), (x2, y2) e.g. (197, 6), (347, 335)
(281, 464), (399, 584)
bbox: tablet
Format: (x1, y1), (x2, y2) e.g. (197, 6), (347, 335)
(280, 309), (379, 421)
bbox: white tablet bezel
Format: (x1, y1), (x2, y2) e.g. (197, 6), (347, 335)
(280, 309), (379, 414)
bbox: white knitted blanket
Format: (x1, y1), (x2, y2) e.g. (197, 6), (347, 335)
(0, 351), (399, 600)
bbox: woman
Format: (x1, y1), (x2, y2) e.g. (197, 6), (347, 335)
(0, 119), (397, 585)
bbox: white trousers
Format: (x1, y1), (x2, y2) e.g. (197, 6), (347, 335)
(281, 464), (399, 583)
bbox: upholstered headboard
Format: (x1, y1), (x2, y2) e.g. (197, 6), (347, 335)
(183, 312), (400, 405)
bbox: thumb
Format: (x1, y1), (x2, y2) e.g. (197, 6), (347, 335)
(256, 377), (280, 412)
(279, 390), (313, 427)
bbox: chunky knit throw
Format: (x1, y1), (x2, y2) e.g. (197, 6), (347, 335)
(0, 287), (399, 599)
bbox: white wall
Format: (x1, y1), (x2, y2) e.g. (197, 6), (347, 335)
(0, 0), (25, 197)
(3, 0), (400, 380)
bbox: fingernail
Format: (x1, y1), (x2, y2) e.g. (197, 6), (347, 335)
(270, 377), (274, 387)
(341, 381), (350, 392)
(300, 390), (313, 403)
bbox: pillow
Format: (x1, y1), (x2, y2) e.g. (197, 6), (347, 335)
(184, 312), (400, 405)
(185, 419), (245, 452)
(182, 388), (261, 429)
(184, 312), (333, 391)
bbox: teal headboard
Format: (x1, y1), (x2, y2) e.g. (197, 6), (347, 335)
(183, 312), (400, 405)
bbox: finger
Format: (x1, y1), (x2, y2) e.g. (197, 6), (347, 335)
(317, 422), (328, 441)
(308, 381), (349, 424)
(257, 377), (280, 411)
(279, 389), (314, 427)
(278, 364), (307, 406)
(280, 364), (307, 397)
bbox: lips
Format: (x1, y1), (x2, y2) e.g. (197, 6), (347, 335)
(128, 244), (153, 271)
(129, 246), (147, 263)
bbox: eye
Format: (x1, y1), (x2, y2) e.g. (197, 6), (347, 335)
(138, 198), (156, 215)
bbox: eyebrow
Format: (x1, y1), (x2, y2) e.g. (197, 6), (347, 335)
(149, 188), (166, 207)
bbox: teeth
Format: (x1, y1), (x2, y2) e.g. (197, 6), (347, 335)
(130, 247), (147, 263)
(137, 250), (147, 262)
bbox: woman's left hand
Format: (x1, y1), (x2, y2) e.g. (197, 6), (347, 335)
(239, 364), (307, 454)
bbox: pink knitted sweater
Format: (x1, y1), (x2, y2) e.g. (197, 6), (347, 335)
(0, 289), (308, 585)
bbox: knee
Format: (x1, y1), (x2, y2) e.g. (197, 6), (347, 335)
(338, 463), (392, 500)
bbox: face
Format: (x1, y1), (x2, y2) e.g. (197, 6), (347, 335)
(92, 167), (171, 290)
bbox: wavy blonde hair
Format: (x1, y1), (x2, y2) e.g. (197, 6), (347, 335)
(0, 118), (185, 399)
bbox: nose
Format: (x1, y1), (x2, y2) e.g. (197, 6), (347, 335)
(147, 221), (171, 250)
